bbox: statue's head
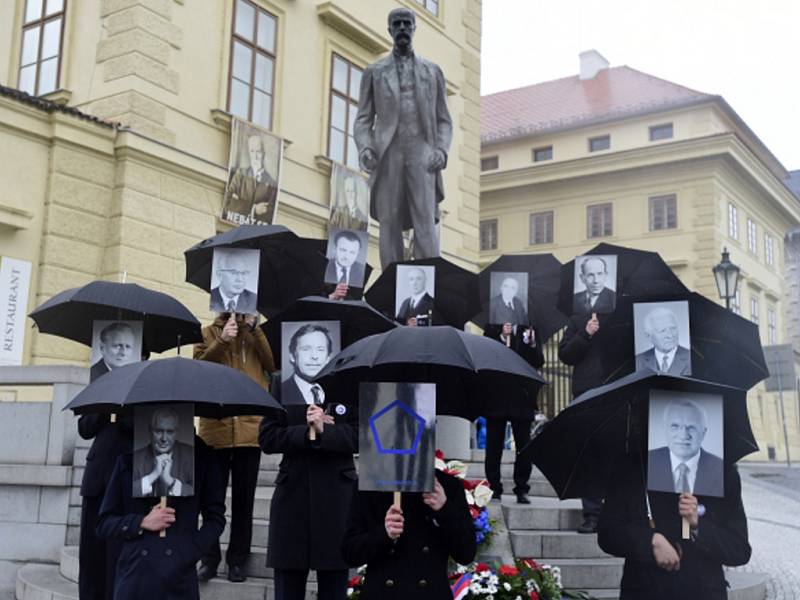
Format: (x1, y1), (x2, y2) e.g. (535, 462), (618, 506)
(388, 8), (416, 51)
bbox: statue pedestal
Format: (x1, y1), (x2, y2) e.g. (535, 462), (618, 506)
(436, 415), (471, 460)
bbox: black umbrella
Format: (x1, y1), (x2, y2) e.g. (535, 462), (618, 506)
(184, 225), (330, 317)
(29, 281), (202, 353)
(472, 253), (567, 341)
(262, 296), (398, 366)
(65, 357), (283, 418)
(599, 292), (768, 390)
(520, 370), (758, 501)
(364, 257), (480, 328)
(556, 243), (689, 317)
(315, 325), (546, 420)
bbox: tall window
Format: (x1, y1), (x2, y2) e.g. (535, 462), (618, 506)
(728, 203), (739, 240)
(649, 194), (677, 230)
(529, 211), (554, 245)
(228, 0), (277, 129)
(767, 306), (777, 344)
(588, 135), (610, 152)
(750, 295), (759, 325)
(480, 156), (499, 171)
(587, 203), (613, 238)
(413, 0), (440, 16)
(747, 219), (758, 254)
(480, 219), (497, 251)
(765, 233), (775, 266)
(731, 288), (741, 315)
(649, 123), (673, 141)
(533, 146), (553, 162)
(328, 54), (363, 170)
(18, 0), (65, 96)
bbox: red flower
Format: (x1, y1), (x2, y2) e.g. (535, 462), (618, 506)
(435, 449), (445, 460)
(469, 505), (480, 519)
(462, 479), (479, 491)
(521, 558), (541, 571)
(530, 592), (539, 600)
(348, 576), (363, 587)
(475, 562), (491, 572)
(498, 565), (520, 577)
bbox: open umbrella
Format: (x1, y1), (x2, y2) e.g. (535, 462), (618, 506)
(598, 292), (768, 389)
(262, 295), (397, 366)
(472, 253), (567, 341)
(314, 325), (546, 420)
(184, 225), (330, 317)
(65, 356), (283, 418)
(519, 370), (758, 501)
(364, 257), (480, 328)
(29, 281), (202, 352)
(556, 243), (689, 318)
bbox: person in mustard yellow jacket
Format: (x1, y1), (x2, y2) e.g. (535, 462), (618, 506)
(194, 313), (275, 583)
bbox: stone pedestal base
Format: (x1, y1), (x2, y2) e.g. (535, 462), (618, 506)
(436, 416), (471, 460)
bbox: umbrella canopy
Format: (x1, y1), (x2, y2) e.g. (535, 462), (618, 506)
(315, 325), (546, 420)
(29, 281), (202, 353)
(65, 357), (284, 418)
(184, 225), (330, 317)
(599, 292), (768, 389)
(557, 243), (689, 317)
(262, 295), (398, 366)
(364, 257), (480, 328)
(472, 253), (567, 341)
(520, 370), (758, 501)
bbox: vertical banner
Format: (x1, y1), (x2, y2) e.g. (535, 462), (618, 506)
(0, 257), (32, 366)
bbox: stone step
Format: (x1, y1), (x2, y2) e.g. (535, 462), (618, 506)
(232, 488), (274, 521)
(218, 519), (269, 548)
(60, 547), (78, 583)
(547, 557), (624, 590)
(502, 497), (583, 531)
(510, 530), (610, 559)
(726, 571), (767, 600)
(568, 588), (618, 599)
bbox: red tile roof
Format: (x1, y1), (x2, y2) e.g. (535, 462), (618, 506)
(481, 66), (714, 144)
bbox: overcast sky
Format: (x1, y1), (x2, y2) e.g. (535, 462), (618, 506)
(481, 0), (800, 171)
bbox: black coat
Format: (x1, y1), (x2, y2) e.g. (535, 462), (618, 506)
(96, 438), (226, 600)
(259, 402), (358, 570)
(79, 413), (133, 498)
(342, 470), (476, 600)
(558, 313), (613, 397)
(597, 455), (750, 600)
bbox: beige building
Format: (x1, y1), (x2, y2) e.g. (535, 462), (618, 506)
(480, 51), (800, 461)
(0, 0), (482, 372)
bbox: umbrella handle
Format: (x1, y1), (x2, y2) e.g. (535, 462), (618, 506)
(159, 496), (167, 538)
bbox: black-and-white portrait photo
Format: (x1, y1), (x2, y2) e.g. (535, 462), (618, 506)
(324, 228), (369, 288)
(209, 247), (260, 314)
(395, 264), (435, 324)
(132, 403), (195, 498)
(90, 320), (143, 382)
(634, 301), (692, 376)
(280, 321), (341, 405)
(647, 390), (724, 497)
(221, 118), (282, 226)
(572, 254), (618, 315)
(329, 163), (370, 232)
(358, 382), (436, 493)
(488, 271), (529, 326)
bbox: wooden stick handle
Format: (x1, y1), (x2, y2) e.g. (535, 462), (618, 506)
(393, 491), (401, 509)
(159, 496), (167, 538)
(110, 413), (116, 423)
(505, 334), (511, 347)
(309, 426), (317, 441)
(681, 516), (690, 540)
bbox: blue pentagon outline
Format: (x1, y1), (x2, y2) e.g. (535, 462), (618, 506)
(369, 399), (426, 455)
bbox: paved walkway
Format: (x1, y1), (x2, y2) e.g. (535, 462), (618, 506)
(734, 464), (800, 599)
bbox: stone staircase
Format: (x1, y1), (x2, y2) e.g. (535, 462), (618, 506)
(14, 447), (765, 600)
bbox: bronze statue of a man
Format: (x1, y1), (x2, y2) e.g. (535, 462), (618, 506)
(354, 8), (453, 268)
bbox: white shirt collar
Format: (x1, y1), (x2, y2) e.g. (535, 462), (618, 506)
(655, 347), (678, 370)
(669, 449), (701, 493)
(293, 374), (325, 405)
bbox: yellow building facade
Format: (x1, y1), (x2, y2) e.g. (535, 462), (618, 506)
(0, 0), (482, 371)
(480, 53), (800, 461)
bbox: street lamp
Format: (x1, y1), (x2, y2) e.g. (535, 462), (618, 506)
(712, 247), (740, 310)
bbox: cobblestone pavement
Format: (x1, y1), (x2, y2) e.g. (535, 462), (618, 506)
(733, 464), (800, 599)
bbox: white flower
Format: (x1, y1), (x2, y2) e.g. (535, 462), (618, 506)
(446, 460), (468, 478)
(472, 482), (494, 508)
(346, 588), (353, 596)
(435, 457), (447, 471)
(503, 582), (512, 591)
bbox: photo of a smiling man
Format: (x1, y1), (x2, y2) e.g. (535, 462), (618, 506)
(280, 321), (341, 406)
(634, 300), (692, 376)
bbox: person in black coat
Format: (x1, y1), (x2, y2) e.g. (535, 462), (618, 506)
(77, 412), (133, 600)
(342, 469), (476, 600)
(259, 395), (358, 600)
(598, 454), (751, 600)
(96, 436), (226, 600)
(558, 312), (610, 532)
(482, 323), (544, 504)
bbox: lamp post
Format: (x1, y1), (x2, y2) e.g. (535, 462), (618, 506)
(712, 247), (740, 311)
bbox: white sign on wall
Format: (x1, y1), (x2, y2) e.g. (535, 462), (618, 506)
(0, 257), (32, 366)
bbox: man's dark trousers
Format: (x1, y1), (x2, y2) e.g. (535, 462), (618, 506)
(79, 495), (123, 600)
(274, 569), (348, 600)
(203, 447), (261, 568)
(485, 418), (532, 495)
